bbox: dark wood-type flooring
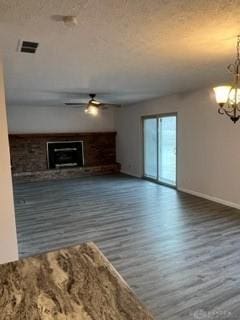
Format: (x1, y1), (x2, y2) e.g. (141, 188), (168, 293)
(14, 174), (240, 320)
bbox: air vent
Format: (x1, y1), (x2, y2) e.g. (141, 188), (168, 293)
(18, 40), (39, 54)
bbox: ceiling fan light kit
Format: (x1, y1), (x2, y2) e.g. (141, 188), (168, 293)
(84, 94), (100, 115)
(213, 35), (240, 123)
(85, 105), (99, 116)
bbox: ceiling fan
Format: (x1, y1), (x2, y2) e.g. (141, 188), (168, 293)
(64, 93), (121, 115)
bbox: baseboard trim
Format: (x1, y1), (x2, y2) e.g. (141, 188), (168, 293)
(119, 174), (240, 210)
(120, 170), (141, 178)
(179, 187), (240, 210)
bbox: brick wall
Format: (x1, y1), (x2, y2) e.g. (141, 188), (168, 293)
(9, 132), (117, 173)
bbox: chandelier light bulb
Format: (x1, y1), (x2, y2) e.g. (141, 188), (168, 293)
(213, 86), (231, 105)
(229, 87), (240, 104)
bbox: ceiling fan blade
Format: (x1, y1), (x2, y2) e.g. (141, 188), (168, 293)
(100, 103), (121, 109)
(64, 102), (86, 107)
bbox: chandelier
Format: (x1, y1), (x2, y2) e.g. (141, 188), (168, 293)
(213, 35), (240, 123)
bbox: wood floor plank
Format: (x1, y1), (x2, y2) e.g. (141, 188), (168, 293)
(13, 174), (240, 319)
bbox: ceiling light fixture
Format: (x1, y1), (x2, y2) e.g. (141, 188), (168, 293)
(87, 105), (98, 116)
(213, 35), (240, 123)
(84, 94), (99, 116)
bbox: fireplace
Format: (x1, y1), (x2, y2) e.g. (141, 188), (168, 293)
(9, 132), (120, 181)
(47, 141), (84, 169)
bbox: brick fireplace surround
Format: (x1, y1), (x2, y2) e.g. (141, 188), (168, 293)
(9, 132), (120, 182)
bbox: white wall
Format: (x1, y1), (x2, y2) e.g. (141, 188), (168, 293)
(7, 105), (115, 134)
(0, 64), (18, 263)
(115, 88), (240, 208)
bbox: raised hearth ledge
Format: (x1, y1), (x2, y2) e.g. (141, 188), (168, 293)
(13, 163), (120, 183)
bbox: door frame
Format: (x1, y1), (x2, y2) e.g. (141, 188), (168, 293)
(141, 112), (178, 189)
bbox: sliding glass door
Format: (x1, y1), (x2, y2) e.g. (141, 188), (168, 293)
(143, 118), (158, 179)
(143, 114), (177, 187)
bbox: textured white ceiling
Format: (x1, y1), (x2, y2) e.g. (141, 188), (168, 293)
(0, 0), (240, 106)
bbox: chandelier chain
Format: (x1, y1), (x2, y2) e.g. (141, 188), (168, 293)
(237, 35), (240, 61)
(228, 35), (240, 76)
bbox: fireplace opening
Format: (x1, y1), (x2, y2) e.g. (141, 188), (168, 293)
(47, 141), (84, 169)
